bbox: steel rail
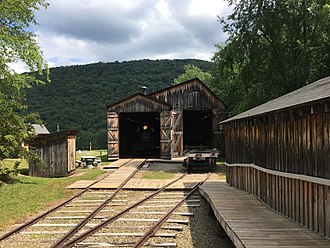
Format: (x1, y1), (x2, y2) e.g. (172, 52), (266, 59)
(0, 158), (134, 242)
(63, 172), (188, 248)
(51, 158), (147, 248)
(133, 172), (210, 248)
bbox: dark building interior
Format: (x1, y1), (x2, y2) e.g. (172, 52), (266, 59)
(119, 112), (160, 158)
(183, 110), (212, 149)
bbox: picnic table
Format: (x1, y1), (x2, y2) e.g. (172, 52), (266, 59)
(76, 156), (101, 168)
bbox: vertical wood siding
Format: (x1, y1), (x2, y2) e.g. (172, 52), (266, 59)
(227, 165), (330, 238)
(225, 102), (329, 179)
(150, 79), (226, 110)
(29, 132), (77, 177)
(225, 100), (330, 237)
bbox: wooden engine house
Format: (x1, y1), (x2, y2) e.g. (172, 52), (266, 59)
(107, 78), (228, 160)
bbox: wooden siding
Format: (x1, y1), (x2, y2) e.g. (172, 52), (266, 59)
(224, 100), (330, 238)
(108, 94), (171, 114)
(29, 131), (77, 177)
(225, 101), (330, 179)
(150, 78), (226, 110)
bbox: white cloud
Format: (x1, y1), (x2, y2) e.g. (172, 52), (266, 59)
(155, 0), (171, 18)
(8, 61), (29, 74)
(189, 0), (227, 17)
(22, 0), (231, 71)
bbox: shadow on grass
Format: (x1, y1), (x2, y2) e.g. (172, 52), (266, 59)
(17, 181), (38, 185)
(0, 176), (19, 185)
(19, 168), (29, 175)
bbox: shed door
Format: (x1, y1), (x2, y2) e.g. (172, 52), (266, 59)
(160, 111), (172, 159)
(67, 136), (76, 173)
(171, 110), (183, 157)
(212, 109), (226, 154)
(107, 112), (119, 159)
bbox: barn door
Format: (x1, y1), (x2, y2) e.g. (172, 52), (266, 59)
(212, 109), (227, 154)
(171, 110), (183, 157)
(160, 111), (172, 159)
(107, 112), (119, 159)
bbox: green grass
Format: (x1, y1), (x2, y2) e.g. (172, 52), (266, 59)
(140, 171), (177, 179)
(216, 156), (225, 165)
(76, 150), (109, 165)
(2, 158), (28, 171)
(0, 162), (105, 230)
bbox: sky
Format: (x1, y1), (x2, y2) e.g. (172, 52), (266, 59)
(13, 0), (232, 72)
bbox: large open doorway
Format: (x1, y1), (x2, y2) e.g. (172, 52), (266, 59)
(183, 110), (212, 150)
(119, 112), (160, 158)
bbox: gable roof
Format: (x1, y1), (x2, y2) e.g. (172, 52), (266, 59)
(222, 76), (330, 123)
(107, 93), (171, 113)
(32, 124), (50, 135)
(149, 77), (227, 109)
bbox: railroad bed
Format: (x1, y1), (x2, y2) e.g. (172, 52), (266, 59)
(0, 159), (232, 248)
(67, 159), (210, 190)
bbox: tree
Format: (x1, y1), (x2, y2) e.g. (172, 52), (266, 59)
(213, 0), (330, 115)
(174, 64), (213, 87)
(0, 0), (49, 170)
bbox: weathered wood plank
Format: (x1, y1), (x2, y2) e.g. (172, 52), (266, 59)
(200, 181), (330, 247)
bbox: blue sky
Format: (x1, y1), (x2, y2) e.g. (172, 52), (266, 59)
(12, 0), (231, 72)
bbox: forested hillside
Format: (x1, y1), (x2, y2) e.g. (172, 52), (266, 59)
(26, 59), (212, 149)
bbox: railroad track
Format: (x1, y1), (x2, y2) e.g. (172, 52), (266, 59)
(0, 159), (209, 247)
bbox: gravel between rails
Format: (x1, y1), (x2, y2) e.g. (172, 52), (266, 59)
(1, 162), (232, 247)
(77, 191), (234, 248)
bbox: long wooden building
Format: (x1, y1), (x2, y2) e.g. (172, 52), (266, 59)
(222, 76), (330, 237)
(107, 78), (228, 160)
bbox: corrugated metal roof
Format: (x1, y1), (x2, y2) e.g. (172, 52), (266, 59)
(32, 124), (50, 134)
(222, 76), (330, 123)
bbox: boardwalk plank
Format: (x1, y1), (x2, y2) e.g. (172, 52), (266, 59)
(199, 181), (330, 248)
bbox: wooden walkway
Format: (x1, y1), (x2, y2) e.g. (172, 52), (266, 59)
(67, 159), (210, 190)
(67, 159), (144, 189)
(199, 181), (330, 248)
(123, 173), (209, 190)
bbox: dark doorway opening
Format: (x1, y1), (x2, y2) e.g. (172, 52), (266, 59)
(119, 112), (160, 158)
(183, 110), (212, 150)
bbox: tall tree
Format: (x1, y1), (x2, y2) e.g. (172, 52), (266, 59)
(0, 0), (49, 168)
(174, 64), (213, 87)
(213, 0), (330, 115)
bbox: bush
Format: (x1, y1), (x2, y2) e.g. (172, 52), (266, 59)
(0, 161), (20, 184)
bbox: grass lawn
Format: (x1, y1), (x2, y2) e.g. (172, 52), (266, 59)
(0, 157), (105, 231)
(76, 150), (110, 166)
(140, 171), (177, 179)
